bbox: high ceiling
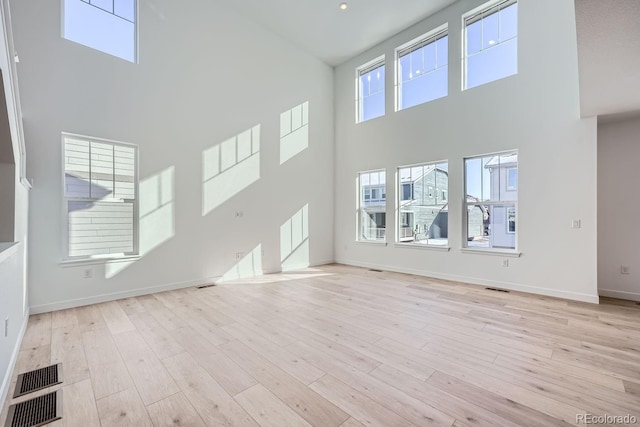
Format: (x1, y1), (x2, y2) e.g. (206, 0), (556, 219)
(223, 0), (458, 66)
(575, 0), (640, 118)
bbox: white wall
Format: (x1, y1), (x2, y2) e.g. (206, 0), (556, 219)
(10, 0), (335, 313)
(598, 116), (640, 301)
(334, 0), (599, 302)
(0, 0), (30, 409)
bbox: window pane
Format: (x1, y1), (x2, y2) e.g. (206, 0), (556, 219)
(114, 0), (135, 22)
(500, 3), (518, 41)
(422, 43), (436, 72)
(359, 170), (386, 241)
(436, 36), (448, 67)
(465, 1), (518, 89)
(359, 63), (385, 122)
(397, 163), (448, 246)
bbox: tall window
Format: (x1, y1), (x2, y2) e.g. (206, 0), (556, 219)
(63, 0), (137, 62)
(465, 151), (517, 250)
(356, 56), (385, 123)
(396, 26), (448, 111)
(63, 134), (138, 259)
(463, 0), (517, 89)
(358, 170), (386, 241)
(398, 162), (449, 246)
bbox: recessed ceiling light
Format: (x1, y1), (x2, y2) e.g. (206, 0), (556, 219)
(339, 2), (348, 10)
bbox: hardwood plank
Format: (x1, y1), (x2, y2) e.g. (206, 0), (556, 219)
(96, 388), (153, 427)
(81, 328), (133, 399)
(21, 313), (52, 349)
(50, 324), (90, 385)
(146, 392), (206, 427)
(309, 374), (420, 427)
(53, 379), (100, 427)
(234, 384), (313, 427)
(162, 352), (258, 427)
(127, 312), (185, 360)
(112, 330), (180, 405)
(220, 340), (350, 427)
(51, 308), (79, 330)
(98, 301), (136, 335)
(168, 326), (257, 396)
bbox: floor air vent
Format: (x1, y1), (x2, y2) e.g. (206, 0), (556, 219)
(6, 390), (62, 427)
(485, 287), (510, 293)
(13, 364), (62, 398)
(197, 284), (217, 289)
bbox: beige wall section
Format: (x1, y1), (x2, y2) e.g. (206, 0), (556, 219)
(333, 0), (599, 302)
(10, 0), (335, 313)
(598, 116), (640, 301)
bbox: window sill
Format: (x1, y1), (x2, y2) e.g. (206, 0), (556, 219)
(355, 240), (388, 247)
(59, 255), (141, 268)
(394, 243), (450, 252)
(461, 248), (521, 257)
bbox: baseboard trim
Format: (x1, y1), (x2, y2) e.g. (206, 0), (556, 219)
(29, 276), (221, 314)
(598, 289), (640, 302)
(335, 258), (600, 304)
(0, 307), (30, 412)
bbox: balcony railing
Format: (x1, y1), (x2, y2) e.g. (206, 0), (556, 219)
(363, 227), (386, 240)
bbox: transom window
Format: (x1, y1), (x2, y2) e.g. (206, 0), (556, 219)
(396, 25), (448, 111)
(397, 161), (449, 246)
(356, 56), (385, 123)
(63, 0), (137, 62)
(63, 134), (138, 259)
(465, 151), (518, 250)
(463, 0), (517, 89)
(358, 170), (386, 242)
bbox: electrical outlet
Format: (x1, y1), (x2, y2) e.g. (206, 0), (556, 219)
(572, 219), (581, 229)
(4, 318), (8, 337)
(84, 268), (93, 279)
(235, 252), (243, 260)
(502, 259), (509, 268)
(620, 265), (630, 275)
(235, 211), (243, 218)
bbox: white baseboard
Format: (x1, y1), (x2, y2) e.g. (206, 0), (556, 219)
(0, 307), (30, 411)
(30, 276), (221, 314)
(598, 289), (640, 302)
(336, 258), (600, 304)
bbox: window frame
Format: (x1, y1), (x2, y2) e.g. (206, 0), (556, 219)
(395, 23), (448, 112)
(357, 169), (387, 243)
(462, 0), (517, 90)
(61, 132), (139, 261)
(396, 160), (449, 248)
(355, 55), (386, 124)
(61, 0), (139, 63)
(463, 150), (518, 252)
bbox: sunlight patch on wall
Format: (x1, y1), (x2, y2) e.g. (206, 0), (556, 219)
(280, 102), (309, 165)
(203, 125), (260, 215)
(280, 204), (309, 271)
(218, 244), (263, 283)
(105, 166), (175, 278)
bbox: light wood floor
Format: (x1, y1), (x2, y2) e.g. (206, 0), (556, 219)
(1, 264), (639, 426)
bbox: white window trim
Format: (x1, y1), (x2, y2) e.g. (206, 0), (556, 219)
(355, 55), (385, 124)
(463, 150), (518, 252)
(61, 0), (140, 63)
(61, 132), (139, 262)
(394, 23), (448, 112)
(461, 0), (518, 90)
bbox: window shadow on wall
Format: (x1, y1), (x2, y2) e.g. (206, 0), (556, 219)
(202, 125), (260, 216)
(280, 204), (309, 271)
(105, 166), (175, 278)
(280, 102), (308, 165)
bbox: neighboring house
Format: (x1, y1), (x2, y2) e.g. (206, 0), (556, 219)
(485, 154), (518, 248)
(361, 181), (386, 240)
(399, 165), (449, 244)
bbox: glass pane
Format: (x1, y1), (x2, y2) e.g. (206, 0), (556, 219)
(482, 10), (500, 49)
(500, 3), (518, 41)
(114, 0), (135, 22)
(410, 49), (423, 76)
(465, 157), (482, 200)
(436, 36), (448, 67)
(399, 54), (411, 83)
(467, 203), (489, 247)
(488, 204), (516, 249)
(90, 141), (114, 199)
(422, 42), (436, 72)
(64, 137), (91, 198)
(466, 33), (517, 89)
(466, 20), (482, 55)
